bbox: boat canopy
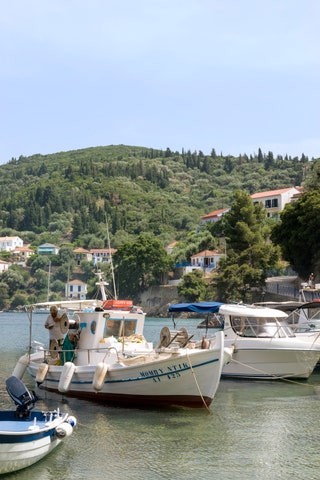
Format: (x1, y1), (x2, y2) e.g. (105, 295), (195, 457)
(169, 302), (223, 313)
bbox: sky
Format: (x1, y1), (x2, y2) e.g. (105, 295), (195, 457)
(0, 0), (319, 164)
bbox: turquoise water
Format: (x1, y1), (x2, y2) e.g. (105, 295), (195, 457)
(1, 312), (320, 479)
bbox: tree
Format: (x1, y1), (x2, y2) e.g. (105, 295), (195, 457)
(28, 255), (51, 278)
(223, 190), (266, 254)
(0, 282), (9, 309)
(216, 190), (280, 301)
(177, 270), (207, 302)
(0, 269), (25, 296)
(113, 234), (174, 300)
(271, 190), (320, 279)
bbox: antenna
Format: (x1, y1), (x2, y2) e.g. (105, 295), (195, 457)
(106, 217), (117, 300)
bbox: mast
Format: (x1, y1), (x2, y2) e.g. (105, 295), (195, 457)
(106, 218), (117, 300)
(47, 260), (51, 302)
(95, 270), (109, 301)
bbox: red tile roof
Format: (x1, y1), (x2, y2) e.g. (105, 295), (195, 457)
(251, 187), (298, 199)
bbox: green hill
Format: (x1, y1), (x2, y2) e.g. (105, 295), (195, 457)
(0, 145), (310, 247)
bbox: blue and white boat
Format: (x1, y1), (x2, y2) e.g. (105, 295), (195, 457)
(13, 273), (230, 409)
(0, 376), (76, 475)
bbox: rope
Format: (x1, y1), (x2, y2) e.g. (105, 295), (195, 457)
(186, 349), (212, 414)
(228, 357), (319, 387)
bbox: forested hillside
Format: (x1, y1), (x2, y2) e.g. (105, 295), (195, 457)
(0, 145), (311, 248)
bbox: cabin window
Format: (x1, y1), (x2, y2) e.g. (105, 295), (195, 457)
(230, 316), (293, 338)
(105, 319), (137, 338)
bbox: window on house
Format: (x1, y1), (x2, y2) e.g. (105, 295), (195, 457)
(265, 200), (271, 208)
(271, 198), (278, 207)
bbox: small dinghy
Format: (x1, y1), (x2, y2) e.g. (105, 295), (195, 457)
(0, 376), (76, 475)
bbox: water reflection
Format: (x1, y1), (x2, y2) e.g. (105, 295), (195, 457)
(1, 313), (320, 479)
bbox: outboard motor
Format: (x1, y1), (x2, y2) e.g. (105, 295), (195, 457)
(6, 375), (38, 418)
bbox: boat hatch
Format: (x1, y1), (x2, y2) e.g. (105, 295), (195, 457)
(104, 319), (137, 338)
(230, 316), (295, 338)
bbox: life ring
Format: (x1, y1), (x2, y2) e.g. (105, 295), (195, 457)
(60, 313), (69, 334)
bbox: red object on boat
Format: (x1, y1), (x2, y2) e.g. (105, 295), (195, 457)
(102, 300), (133, 310)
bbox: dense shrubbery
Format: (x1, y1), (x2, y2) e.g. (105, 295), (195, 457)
(0, 145), (318, 308)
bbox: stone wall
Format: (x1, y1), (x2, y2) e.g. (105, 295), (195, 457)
(139, 285), (180, 317)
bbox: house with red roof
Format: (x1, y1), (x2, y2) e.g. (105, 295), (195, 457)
(90, 248), (117, 264)
(190, 250), (224, 271)
(73, 247), (92, 265)
(201, 187), (301, 225)
(201, 208), (229, 224)
(251, 187), (301, 219)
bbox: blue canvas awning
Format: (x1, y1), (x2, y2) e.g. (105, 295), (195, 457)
(168, 302), (223, 313)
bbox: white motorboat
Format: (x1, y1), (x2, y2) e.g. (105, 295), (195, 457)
(13, 276), (228, 409)
(0, 376), (76, 475)
(220, 303), (320, 379)
(170, 302), (320, 380)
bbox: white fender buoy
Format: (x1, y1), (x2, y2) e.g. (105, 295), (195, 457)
(92, 362), (108, 391)
(12, 354), (29, 379)
(223, 346), (234, 366)
(58, 362), (75, 393)
(55, 422), (73, 438)
(67, 416), (77, 428)
(36, 363), (49, 384)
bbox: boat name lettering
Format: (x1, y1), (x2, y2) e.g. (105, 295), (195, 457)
(140, 368), (164, 377)
(140, 363), (188, 381)
(167, 363), (188, 372)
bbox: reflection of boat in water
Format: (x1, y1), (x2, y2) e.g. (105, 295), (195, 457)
(0, 375), (76, 475)
(169, 302), (320, 380)
(13, 275), (228, 409)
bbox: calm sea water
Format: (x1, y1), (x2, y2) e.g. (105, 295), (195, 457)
(1, 312), (320, 480)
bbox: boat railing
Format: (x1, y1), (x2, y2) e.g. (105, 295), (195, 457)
(35, 344), (123, 366)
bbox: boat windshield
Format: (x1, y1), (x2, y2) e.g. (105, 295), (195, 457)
(230, 316), (295, 338)
(105, 319), (137, 338)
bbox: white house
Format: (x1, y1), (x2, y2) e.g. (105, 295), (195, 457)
(0, 236), (23, 252)
(90, 248), (117, 263)
(65, 279), (87, 300)
(190, 250), (224, 270)
(251, 187), (301, 219)
(178, 249), (225, 277)
(0, 259), (10, 273)
(201, 188), (302, 225)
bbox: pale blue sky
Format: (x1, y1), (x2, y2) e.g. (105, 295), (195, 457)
(1, 0), (319, 164)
